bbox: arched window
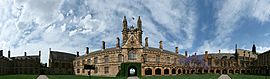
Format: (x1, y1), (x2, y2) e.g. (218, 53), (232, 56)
(164, 69), (169, 74)
(118, 54), (124, 62)
(155, 68), (161, 75)
(128, 50), (136, 60)
(145, 68), (152, 75)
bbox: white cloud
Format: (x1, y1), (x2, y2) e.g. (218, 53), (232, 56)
(0, 0), (198, 63)
(197, 0), (270, 53)
(264, 33), (270, 37)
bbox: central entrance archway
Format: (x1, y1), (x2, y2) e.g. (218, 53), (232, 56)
(128, 66), (137, 76)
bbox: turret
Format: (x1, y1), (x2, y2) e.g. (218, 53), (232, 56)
(137, 16), (142, 44)
(122, 16), (128, 45)
(137, 16), (142, 31)
(235, 44), (240, 66)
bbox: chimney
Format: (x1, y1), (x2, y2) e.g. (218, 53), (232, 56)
(185, 51), (188, 57)
(24, 52), (27, 56)
(102, 41), (105, 50)
(116, 37), (120, 48)
(219, 50), (221, 53)
(8, 50), (10, 58)
(205, 51), (208, 59)
(175, 47), (178, 53)
(86, 47), (89, 54)
(159, 41), (163, 49)
(76, 51), (79, 57)
(49, 48), (51, 52)
(145, 37), (148, 48)
(39, 50), (41, 57)
(195, 52), (197, 56)
(205, 51), (209, 65)
(0, 50), (3, 56)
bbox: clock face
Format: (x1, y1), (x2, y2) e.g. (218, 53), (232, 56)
(129, 68), (136, 75)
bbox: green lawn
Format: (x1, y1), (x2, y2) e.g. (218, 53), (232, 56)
(229, 74), (270, 79)
(48, 74), (219, 79)
(0, 75), (38, 79)
(47, 75), (126, 79)
(141, 74), (220, 79)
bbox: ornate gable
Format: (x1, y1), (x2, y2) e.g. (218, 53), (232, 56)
(122, 34), (143, 49)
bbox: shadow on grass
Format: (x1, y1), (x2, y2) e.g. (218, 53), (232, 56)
(47, 75), (126, 79)
(0, 75), (38, 79)
(228, 74), (270, 79)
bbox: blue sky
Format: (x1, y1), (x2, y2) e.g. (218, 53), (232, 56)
(1, 0), (270, 63)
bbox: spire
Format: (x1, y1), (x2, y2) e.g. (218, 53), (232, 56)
(137, 16), (143, 45)
(137, 16), (142, 30)
(122, 16), (128, 45)
(122, 16), (127, 31)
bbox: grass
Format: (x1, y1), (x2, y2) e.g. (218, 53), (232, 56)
(141, 74), (220, 79)
(47, 75), (126, 79)
(0, 75), (38, 79)
(229, 74), (270, 79)
(47, 74), (220, 79)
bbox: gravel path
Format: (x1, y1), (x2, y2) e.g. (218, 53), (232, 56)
(37, 75), (49, 79)
(218, 74), (231, 79)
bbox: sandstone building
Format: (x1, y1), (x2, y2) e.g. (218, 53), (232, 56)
(48, 48), (76, 74)
(0, 50), (41, 75)
(73, 16), (262, 77)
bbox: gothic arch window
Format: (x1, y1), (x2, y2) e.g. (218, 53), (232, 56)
(128, 50), (136, 60)
(118, 54), (124, 62)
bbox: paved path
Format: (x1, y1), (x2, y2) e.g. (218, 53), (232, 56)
(218, 74), (231, 79)
(127, 76), (140, 79)
(37, 75), (48, 79)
